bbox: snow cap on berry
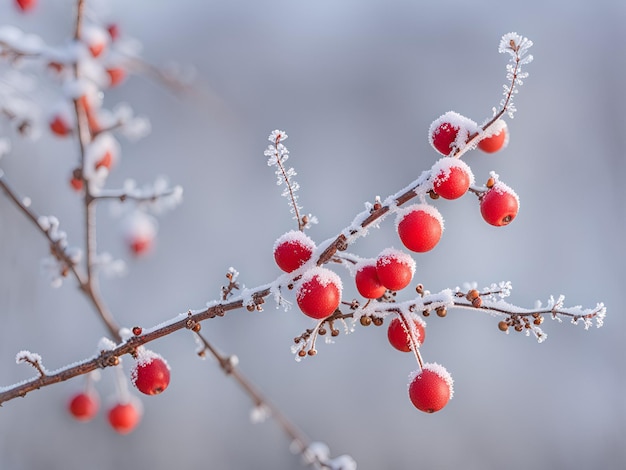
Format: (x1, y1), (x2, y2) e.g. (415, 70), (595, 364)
(408, 362), (454, 399)
(298, 266), (343, 292)
(490, 177), (520, 209)
(273, 230), (316, 256)
(430, 157), (475, 188)
(377, 248), (416, 275)
(428, 111), (479, 155)
(130, 348), (170, 385)
(395, 203), (445, 233)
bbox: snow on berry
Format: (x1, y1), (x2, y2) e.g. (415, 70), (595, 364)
(375, 248), (416, 291)
(478, 119), (509, 153)
(130, 348), (171, 395)
(121, 211), (157, 256)
(480, 179), (520, 226)
(296, 267), (342, 319)
(430, 157), (474, 200)
(395, 204), (444, 253)
(387, 315), (426, 352)
(428, 111), (479, 156)
(273, 230), (316, 273)
(408, 362), (454, 413)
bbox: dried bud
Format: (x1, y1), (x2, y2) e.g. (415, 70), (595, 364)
(533, 316), (544, 325)
(318, 327), (327, 336)
(298, 349), (307, 358)
(192, 323), (201, 332)
(436, 306), (447, 318)
(331, 329), (340, 337)
(422, 310), (431, 317)
(486, 177), (495, 189)
(498, 320), (509, 332)
(428, 189), (440, 200)
(246, 304), (255, 312)
(472, 297), (483, 308)
(307, 349), (317, 356)
(466, 289), (480, 301)
(372, 317), (383, 326)
(132, 326), (142, 336)
(360, 316), (372, 326)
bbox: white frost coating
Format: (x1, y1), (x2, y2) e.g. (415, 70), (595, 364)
(121, 210), (158, 243)
(480, 118), (508, 140)
(0, 137), (11, 158)
(376, 248), (416, 275)
(302, 442), (330, 464)
(428, 111), (480, 155)
(98, 337), (117, 351)
(409, 362), (454, 399)
(0, 26), (44, 54)
(430, 156), (475, 187)
(249, 404), (271, 424)
(328, 455), (358, 470)
(273, 229), (316, 253)
(15, 350), (42, 365)
(489, 179), (520, 209)
(395, 203), (445, 233)
(297, 266), (343, 292)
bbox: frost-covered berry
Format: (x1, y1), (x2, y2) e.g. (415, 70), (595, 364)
(122, 212), (157, 257)
(408, 363), (453, 413)
(106, 67), (126, 87)
(375, 248), (416, 291)
(49, 115), (72, 137)
(296, 267), (342, 319)
(396, 204), (443, 253)
(108, 402), (141, 434)
(68, 391), (99, 422)
(15, 0), (36, 12)
(273, 230), (315, 273)
(95, 151), (113, 170)
(480, 181), (519, 226)
(478, 120), (508, 153)
(131, 350), (170, 395)
(83, 26), (108, 58)
(387, 316), (426, 352)
(429, 112), (478, 156)
(431, 157), (474, 200)
(70, 176), (83, 192)
(355, 261), (386, 299)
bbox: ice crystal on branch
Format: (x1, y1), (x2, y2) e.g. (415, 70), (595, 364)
(498, 32), (533, 119)
(264, 130), (313, 231)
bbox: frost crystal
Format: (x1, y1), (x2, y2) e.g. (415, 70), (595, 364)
(498, 32), (533, 118)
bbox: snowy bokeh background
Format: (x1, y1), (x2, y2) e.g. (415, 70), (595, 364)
(1, 0), (624, 469)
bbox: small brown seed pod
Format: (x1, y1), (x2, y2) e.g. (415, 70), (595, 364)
(466, 289), (480, 301)
(360, 316), (372, 326)
(298, 350), (307, 358)
(486, 177), (495, 188)
(436, 306), (447, 318)
(533, 316), (544, 325)
(372, 317), (383, 326)
(472, 297), (483, 308)
(132, 326), (142, 336)
(498, 320), (509, 332)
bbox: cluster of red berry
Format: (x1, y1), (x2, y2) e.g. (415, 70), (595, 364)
(67, 350), (170, 434)
(270, 110), (520, 413)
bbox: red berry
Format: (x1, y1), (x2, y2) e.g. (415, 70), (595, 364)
(129, 235), (153, 256)
(108, 402), (141, 434)
(375, 248), (415, 291)
(355, 261), (386, 299)
(431, 122), (459, 156)
(15, 0), (36, 12)
(396, 204), (443, 253)
(107, 23), (120, 41)
(408, 363), (453, 413)
(68, 391), (99, 422)
(273, 230), (315, 273)
(429, 112), (478, 156)
(50, 115), (71, 137)
(131, 351), (170, 395)
(70, 176), (83, 192)
(106, 67), (126, 87)
(296, 267), (342, 319)
(431, 157), (474, 200)
(480, 181), (519, 226)
(95, 151), (113, 170)
(478, 120), (508, 153)
(387, 316), (426, 352)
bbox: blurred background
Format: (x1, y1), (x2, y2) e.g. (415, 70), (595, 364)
(0, 0), (624, 469)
